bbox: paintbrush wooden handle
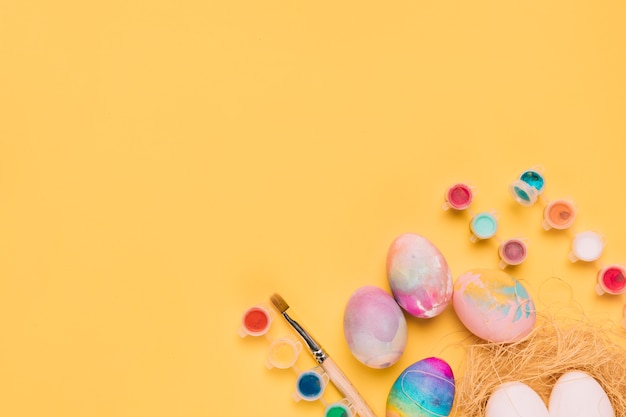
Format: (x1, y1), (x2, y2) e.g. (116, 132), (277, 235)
(321, 357), (378, 417)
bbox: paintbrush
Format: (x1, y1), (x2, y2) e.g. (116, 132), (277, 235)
(270, 293), (378, 417)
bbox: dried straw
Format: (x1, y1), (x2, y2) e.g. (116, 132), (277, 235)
(453, 310), (626, 417)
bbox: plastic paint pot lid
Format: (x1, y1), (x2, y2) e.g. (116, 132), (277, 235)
(241, 306), (271, 336)
(509, 180), (539, 206)
(572, 231), (604, 262)
(519, 170), (545, 192)
(500, 239), (527, 265)
(470, 213), (498, 239)
(544, 200), (576, 229)
(446, 183), (473, 210)
(598, 266), (626, 295)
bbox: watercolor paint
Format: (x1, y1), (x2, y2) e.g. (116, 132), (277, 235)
(266, 338), (301, 369)
(324, 400), (354, 417)
(570, 231), (605, 262)
(509, 167), (545, 206)
(519, 169), (545, 192)
(596, 265), (626, 295)
(498, 239), (527, 268)
(470, 212), (498, 241)
(240, 305), (271, 337)
(295, 368), (328, 401)
(443, 183), (473, 210)
(543, 200), (576, 230)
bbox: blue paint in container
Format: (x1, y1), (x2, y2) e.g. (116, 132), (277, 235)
(296, 369), (326, 401)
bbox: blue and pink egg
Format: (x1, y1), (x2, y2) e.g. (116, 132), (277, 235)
(386, 357), (455, 417)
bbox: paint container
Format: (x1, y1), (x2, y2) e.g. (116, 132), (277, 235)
(469, 212), (498, 242)
(442, 183), (474, 211)
(542, 199), (576, 230)
(498, 238), (528, 268)
(265, 337), (302, 369)
(293, 367), (329, 402)
(509, 167), (545, 206)
(239, 304), (273, 337)
(569, 231), (605, 262)
(324, 399), (355, 417)
(595, 265), (626, 295)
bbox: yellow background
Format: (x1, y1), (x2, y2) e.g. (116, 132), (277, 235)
(1, 1), (626, 416)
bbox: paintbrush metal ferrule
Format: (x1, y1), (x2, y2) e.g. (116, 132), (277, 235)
(282, 311), (328, 363)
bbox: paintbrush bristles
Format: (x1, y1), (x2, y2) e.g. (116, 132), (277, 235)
(270, 293), (289, 313)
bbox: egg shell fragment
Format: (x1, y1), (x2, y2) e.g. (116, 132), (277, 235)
(452, 269), (536, 343)
(343, 286), (408, 369)
(386, 357), (455, 417)
(386, 233), (453, 318)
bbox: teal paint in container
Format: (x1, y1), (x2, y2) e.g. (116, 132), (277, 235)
(509, 166), (545, 206)
(470, 212), (498, 242)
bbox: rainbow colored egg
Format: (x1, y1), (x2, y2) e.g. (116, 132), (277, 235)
(387, 233), (453, 318)
(452, 269), (536, 343)
(386, 357), (455, 417)
(343, 286), (407, 369)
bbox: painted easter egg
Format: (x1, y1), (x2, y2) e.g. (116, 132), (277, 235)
(386, 357), (455, 417)
(343, 286), (407, 369)
(549, 371), (614, 417)
(452, 269), (536, 343)
(386, 233), (453, 318)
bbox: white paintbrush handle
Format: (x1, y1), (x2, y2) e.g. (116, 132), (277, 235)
(321, 357), (378, 417)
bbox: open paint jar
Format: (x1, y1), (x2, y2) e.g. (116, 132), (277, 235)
(265, 337), (302, 369)
(442, 183), (473, 211)
(324, 399), (355, 417)
(569, 231), (605, 262)
(509, 167), (545, 206)
(596, 265), (626, 295)
(469, 212), (498, 242)
(498, 238), (528, 268)
(293, 367), (329, 402)
(542, 199), (576, 230)
(239, 304), (273, 337)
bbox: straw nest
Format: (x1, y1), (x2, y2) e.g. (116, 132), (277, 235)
(453, 310), (626, 417)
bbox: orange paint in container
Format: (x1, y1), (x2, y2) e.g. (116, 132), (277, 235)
(543, 199), (576, 230)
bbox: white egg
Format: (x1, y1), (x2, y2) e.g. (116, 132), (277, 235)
(486, 381), (549, 417)
(549, 371), (614, 417)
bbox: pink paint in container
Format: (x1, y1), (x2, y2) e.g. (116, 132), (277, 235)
(498, 238), (528, 268)
(442, 183), (474, 211)
(596, 265), (626, 295)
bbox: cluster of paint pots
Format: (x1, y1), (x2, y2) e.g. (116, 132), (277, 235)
(443, 167), (626, 304)
(239, 304), (355, 417)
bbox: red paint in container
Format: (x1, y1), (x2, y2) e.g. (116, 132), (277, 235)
(241, 306), (271, 336)
(443, 183), (473, 210)
(498, 239), (527, 268)
(596, 265), (626, 295)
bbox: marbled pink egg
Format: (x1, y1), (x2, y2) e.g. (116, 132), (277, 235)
(386, 233), (453, 318)
(343, 286), (407, 368)
(453, 269), (536, 343)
